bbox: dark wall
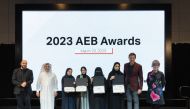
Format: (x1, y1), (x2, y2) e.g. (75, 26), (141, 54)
(0, 44), (190, 98)
(172, 43), (190, 97)
(0, 44), (15, 98)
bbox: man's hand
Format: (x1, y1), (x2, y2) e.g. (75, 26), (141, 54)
(21, 81), (27, 87)
(36, 92), (40, 97)
(137, 89), (142, 95)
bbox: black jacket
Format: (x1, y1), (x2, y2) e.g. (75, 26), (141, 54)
(12, 68), (33, 95)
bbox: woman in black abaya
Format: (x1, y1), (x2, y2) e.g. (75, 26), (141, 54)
(107, 62), (125, 109)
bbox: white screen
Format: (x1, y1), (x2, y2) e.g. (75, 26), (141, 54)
(22, 11), (165, 91)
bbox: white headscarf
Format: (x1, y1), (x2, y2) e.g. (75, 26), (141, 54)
(37, 63), (58, 92)
(40, 63), (52, 73)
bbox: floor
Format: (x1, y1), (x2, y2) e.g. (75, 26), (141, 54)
(0, 107), (186, 109)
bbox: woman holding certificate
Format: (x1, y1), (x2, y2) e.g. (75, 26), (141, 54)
(91, 67), (107, 109)
(107, 62), (125, 109)
(61, 68), (76, 109)
(76, 66), (91, 109)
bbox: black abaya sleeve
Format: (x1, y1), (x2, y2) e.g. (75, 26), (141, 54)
(61, 76), (64, 92)
(107, 72), (113, 89)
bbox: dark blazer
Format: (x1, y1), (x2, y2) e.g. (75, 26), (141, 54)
(12, 68), (33, 95)
(124, 62), (143, 91)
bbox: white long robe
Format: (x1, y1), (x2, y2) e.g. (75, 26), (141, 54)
(36, 72), (58, 109)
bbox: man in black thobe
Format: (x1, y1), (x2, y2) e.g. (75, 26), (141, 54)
(12, 60), (33, 109)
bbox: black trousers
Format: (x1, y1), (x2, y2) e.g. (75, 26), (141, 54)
(16, 93), (31, 109)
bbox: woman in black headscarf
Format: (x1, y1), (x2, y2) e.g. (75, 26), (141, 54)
(107, 62), (125, 109)
(61, 68), (76, 109)
(91, 67), (107, 109)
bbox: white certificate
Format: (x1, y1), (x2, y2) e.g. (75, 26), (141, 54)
(112, 85), (125, 93)
(93, 86), (105, 94)
(64, 87), (75, 92)
(76, 86), (87, 92)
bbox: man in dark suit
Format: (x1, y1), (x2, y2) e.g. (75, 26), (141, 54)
(12, 60), (33, 109)
(124, 53), (143, 109)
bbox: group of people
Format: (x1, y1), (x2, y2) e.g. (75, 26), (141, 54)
(12, 53), (166, 109)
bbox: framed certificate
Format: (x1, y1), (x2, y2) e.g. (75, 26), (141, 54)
(112, 75), (125, 93)
(93, 86), (105, 94)
(76, 78), (88, 92)
(112, 85), (125, 93)
(93, 76), (105, 94)
(64, 87), (75, 92)
(76, 86), (87, 92)
(64, 78), (75, 92)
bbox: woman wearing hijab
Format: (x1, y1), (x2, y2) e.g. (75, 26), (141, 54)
(146, 60), (166, 109)
(61, 68), (76, 109)
(76, 66), (91, 109)
(36, 63), (58, 109)
(91, 67), (107, 109)
(107, 62), (124, 109)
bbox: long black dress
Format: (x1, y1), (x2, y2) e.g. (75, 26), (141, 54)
(107, 67), (125, 109)
(91, 67), (108, 109)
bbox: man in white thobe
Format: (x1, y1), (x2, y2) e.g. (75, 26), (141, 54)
(36, 63), (58, 109)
